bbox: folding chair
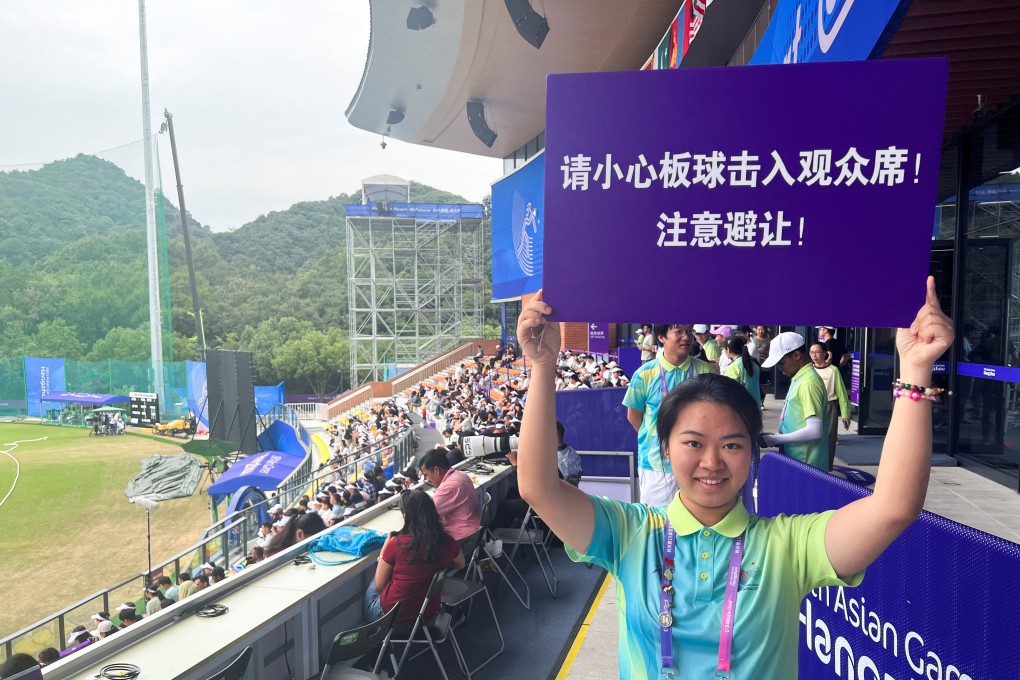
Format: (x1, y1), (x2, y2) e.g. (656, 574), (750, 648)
(491, 505), (558, 598)
(201, 646), (253, 680)
(441, 530), (505, 679)
(389, 570), (455, 679)
(319, 603), (400, 680)
(477, 492), (531, 609)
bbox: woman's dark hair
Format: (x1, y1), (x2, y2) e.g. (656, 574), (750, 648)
(1, 653), (37, 676)
(656, 373), (762, 481)
(38, 647), (60, 665)
(397, 489), (449, 563)
(265, 511), (327, 556)
(725, 336), (756, 376)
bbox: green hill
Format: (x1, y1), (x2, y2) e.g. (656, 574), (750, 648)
(0, 155), (493, 392)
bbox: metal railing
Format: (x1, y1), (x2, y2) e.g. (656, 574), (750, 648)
(324, 384), (374, 421)
(0, 422), (417, 663)
(284, 402), (327, 421)
(390, 341), (476, 395)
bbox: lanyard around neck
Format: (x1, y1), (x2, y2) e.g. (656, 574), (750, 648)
(658, 363), (688, 399)
(660, 521), (745, 678)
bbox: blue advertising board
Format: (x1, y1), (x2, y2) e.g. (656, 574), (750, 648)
(544, 59), (948, 326)
(24, 356), (65, 417)
(344, 202), (484, 220)
(758, 452), (1020, 679)
(750, 0), (910, 65)
(491, 152), (544, 300)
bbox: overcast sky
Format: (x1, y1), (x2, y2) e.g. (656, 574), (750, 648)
(0, 1), (502, 232)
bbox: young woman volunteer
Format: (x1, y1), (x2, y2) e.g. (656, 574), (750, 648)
(723, 336), (761, 401)
(515, 278), (952, 678)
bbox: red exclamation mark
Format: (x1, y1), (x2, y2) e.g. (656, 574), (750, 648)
(914, 153), (921, 184)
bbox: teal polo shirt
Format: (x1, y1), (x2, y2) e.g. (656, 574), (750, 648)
(779, 363), (829, 470)
(567, 495), (862, 679)
(623, 356), (715, 472)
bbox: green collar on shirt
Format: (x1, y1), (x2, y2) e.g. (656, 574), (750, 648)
(658, 355), (692, 372)
(792, 362), (816, 381)
(666, 494), (750, 538)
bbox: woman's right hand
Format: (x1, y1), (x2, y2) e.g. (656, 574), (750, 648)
(517, 289), (560, 366)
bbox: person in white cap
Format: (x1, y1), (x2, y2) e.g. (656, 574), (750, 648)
(692, 324), (720, 362)
(624, 324), (715, 507)
(760, 332), (829, 471)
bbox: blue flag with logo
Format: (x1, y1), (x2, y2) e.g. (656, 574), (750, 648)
(24, 357), (66, 417)
(492, 152), (544, 300)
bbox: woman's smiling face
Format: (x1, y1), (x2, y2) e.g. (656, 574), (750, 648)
(665, 400), (753, 526)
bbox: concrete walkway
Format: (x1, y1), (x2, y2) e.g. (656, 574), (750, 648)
(564, 394), (1020, 679)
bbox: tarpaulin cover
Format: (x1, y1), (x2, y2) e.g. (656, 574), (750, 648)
(207, 450), (305, 496)
(123, 454), (203, 501)
(42, 392), (130, 405)
(757, 452), (1020, 679)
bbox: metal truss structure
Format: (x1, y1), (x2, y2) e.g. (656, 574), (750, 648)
(347, 207), (485, 385)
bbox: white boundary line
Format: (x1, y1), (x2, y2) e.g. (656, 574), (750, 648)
(0, 437), (48, 510)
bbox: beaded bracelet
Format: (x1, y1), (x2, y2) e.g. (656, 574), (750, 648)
(891, 379), (951, 403)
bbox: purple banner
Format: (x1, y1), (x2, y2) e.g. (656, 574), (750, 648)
(543, 59), (948, 326)
(588, 322), (609, 354)
(758, 452), (1020, 679)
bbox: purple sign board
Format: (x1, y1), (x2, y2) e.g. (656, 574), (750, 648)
(588, 322), (609, 354)
(543, 59), (948, 326)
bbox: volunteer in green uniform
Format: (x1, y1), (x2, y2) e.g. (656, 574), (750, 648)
(761, 332), (830, 471)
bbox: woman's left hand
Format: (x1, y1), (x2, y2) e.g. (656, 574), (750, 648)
(897, 276), (954, 370)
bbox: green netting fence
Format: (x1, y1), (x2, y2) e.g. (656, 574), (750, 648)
(0, 356), (190, 421)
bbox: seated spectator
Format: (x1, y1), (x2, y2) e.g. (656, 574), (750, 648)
(64, 626), (94, 652)
(159, 575), (178, 602)
(37, 647), (60, 667)
(193, 574), (210, 591)
(177, 572), (198, 600)
(265, 511), (327, 557)
(357, 471), (378, 504)
(144, 586), (162, 617)
(93, 620), (116, 639)
(115, 603), (137, 629)
(1, 653), (37, 677)
(418, 447), (480, 541)
(210, 566), (227, 584)
(362, 490), (465, 626)
(89, 611), (111, 626)
(247, 546), (265, 564)
(255, 521), (273, 548)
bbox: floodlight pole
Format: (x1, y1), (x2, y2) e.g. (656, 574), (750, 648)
(137, 0), (165, 403)
(164, 109), (206, 356)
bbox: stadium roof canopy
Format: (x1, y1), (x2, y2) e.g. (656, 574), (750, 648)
(346, 0), (686, 158)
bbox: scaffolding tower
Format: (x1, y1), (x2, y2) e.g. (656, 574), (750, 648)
(346, 182), (485, 386)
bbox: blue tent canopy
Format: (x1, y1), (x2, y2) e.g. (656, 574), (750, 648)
(207, 450), (306, 497)
(42, 392), (130, 405)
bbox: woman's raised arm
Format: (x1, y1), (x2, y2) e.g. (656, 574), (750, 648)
(516, 291), (595, 554)
(825, 277), (954, 578)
